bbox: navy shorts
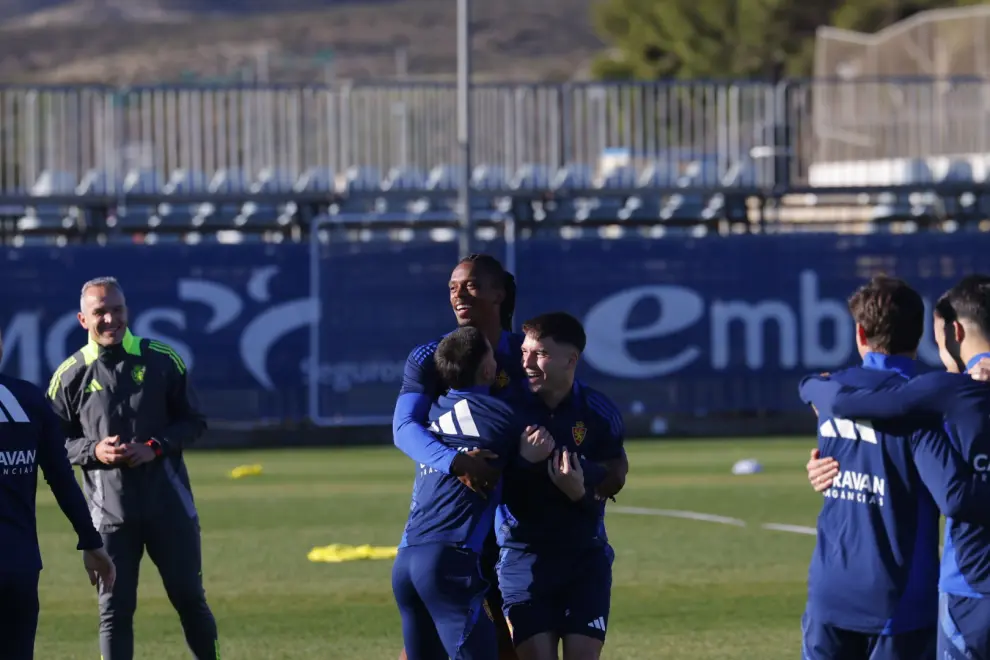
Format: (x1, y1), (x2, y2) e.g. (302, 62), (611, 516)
(938, 592), (990, 660)
(801, 610), (935, 660)
(392, 544), (496, 660)
(497, 545), (612, 646)
(0, 571), (40, 660)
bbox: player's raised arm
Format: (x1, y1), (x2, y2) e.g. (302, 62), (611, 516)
(830, 372), (950, 420)
(797, 374), (842, 410)
(393, 344), (460, 472)
(393, 345), (499, 490)
(911, 425), (990, 525)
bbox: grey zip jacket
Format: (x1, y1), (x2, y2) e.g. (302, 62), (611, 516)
(46, 329), (206, 530)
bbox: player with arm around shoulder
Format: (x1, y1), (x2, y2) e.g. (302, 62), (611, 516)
(0, 331), (115, 660)
(392, 254), (529, 660)
(797, 276), (953, 660)
(497, 312), (627, 660)
(803, 275), (990, 660)
(392, 326), (554, 660)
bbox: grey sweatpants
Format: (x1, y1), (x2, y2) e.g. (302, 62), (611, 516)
(98, 515), (219, 659)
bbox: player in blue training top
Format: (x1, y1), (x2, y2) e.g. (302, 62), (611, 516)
(0, 332), (117, 659)
(802, 274), (990, 660)
(392, 256), (629, 660)
(496, 312), (628, 660)
(797, 276), (990, 660)
(392, 253), (526, 660)
(392, 326), (553, 660)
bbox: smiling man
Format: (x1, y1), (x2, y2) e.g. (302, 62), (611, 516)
(496, 311), (628, 660)
(392, 254), (526, 660)
(46, 276), (219, 660)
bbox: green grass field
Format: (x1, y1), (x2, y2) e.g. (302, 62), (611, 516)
(34, 437), (824, 659)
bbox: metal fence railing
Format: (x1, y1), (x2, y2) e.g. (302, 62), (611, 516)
(1, 78), (989, 195)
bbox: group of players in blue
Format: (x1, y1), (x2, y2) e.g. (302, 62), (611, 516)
(15, 249), (990, 659)
(389, 254), (628, 660)
(800, 273), (990, 659)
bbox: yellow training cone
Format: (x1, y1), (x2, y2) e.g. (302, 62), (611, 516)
(307, 544), (398, 563)
(229, 464), (263, 479)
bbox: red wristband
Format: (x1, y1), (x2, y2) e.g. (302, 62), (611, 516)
(145, 439), (163, 457)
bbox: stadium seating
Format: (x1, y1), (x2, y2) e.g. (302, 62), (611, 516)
(4, 152), (988, 246)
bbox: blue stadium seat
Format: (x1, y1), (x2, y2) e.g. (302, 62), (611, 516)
(382, 167), (427, 192)
(123, 168), (163, 193)
(233, 201), (292, 229)
(619, 162), (677, 221)
(941, 159), (978, 220)
(295, 167), (335, 192)
(16, 209), (76, 235)
(344, 166), (382, 193)
(468, 165), (510, 221)
(28, 170), (78, 230)
(409, 165), (460, 222)
(76, 169), (122, 195)
(576, 166), (637, 222)
(243, 168), (296, 225)
(472, 165), (507, 191)
(871, 159), (935, 222)
(31, 170), (77, 196)
(510, 164), (551, 190)
(426, 164), (461, 190)
(158, 169), (209, 230)
(163, 168), (209, 194)
(209, 168), (250, 193)
(189, 168), (251, 228)
(251, 167), (296, 193)
(544, 165), (593, 222)
(695, 159), (758, 222)
(598, 165), (638, 190)
(113, 168), (164, 231)
(551, 165), (593, 192)
(660, 160), (717, 221)
(338, 166), (382, 217)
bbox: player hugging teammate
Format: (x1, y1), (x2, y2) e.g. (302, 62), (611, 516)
(802, 274), (990, 660)
(390, 254), (628, 660)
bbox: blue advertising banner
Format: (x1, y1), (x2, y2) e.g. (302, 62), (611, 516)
(0, 234), (985, 428)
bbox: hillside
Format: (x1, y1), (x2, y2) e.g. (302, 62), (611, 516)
(0, 0), (603, 84)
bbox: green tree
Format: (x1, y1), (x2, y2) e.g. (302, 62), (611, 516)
(592, 0), (975, 81)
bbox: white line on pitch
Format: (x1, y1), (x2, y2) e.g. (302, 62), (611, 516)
(612, 506), (747, 527)
(612, 506), (818, 536)
(761, 522), (817, 536)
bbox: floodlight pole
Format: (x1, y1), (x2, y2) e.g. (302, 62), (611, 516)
(456, 0), (473, 259)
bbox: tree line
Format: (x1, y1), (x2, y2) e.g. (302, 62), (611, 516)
(592, 0), (987, 80)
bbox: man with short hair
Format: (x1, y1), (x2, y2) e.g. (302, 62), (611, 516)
(496, 311), (627, 660)
(47, 276), (219, 660)
(797, 275), (977, 659)
(801, 274), (990, 659)
(392, 326), (553, 660)
(0, 329), (116, 660)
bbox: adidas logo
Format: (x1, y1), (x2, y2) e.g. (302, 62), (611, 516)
(84, 380), (103, 393)
(587, 616), (606, 632)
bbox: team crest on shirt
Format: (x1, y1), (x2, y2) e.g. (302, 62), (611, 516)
(572, 421), (587, 445)
(131, 365), (146, 385)
(494, 370), (509, 390)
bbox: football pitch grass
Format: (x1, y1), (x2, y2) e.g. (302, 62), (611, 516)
(35, 438), (824, 659)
